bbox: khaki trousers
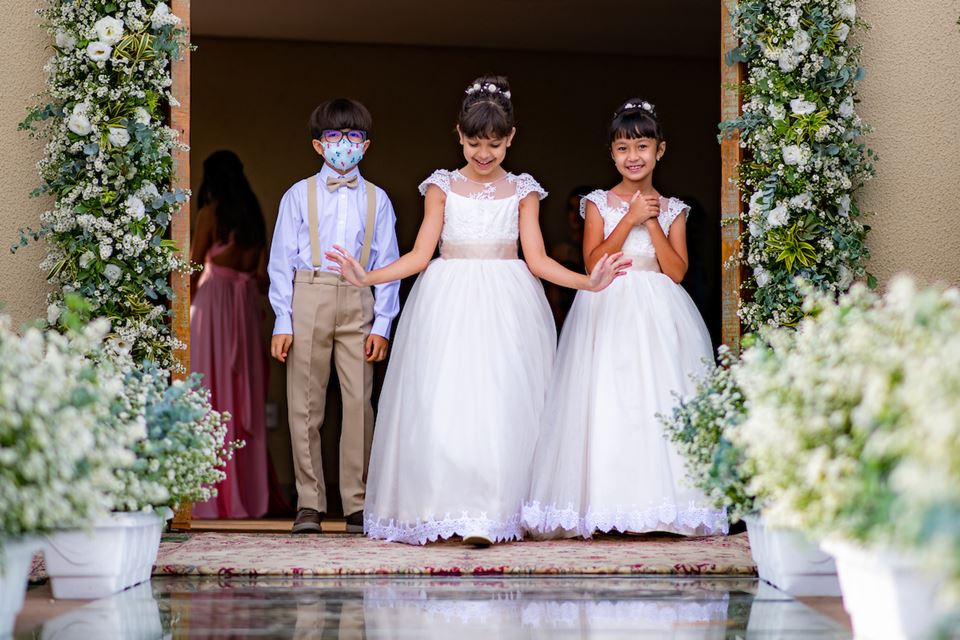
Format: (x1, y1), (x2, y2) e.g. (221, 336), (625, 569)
(287, 270), (374, 515)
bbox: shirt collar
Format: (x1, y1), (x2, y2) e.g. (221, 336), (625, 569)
(319, 163), (362, 183)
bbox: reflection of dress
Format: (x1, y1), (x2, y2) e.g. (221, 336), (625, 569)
(191, 240), (269, 518)
(364, 170), (554, 545)
(524, 191), (728, 538)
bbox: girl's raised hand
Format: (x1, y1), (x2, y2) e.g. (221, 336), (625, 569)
(628, 191), (661, 226)
(325, 245), (369, 287)
(587, 252), (632, 292)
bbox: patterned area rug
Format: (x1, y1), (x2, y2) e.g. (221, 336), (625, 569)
(145, 532), (754, 577)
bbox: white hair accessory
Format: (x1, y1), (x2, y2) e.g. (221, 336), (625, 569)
(465, 82), (512, 100)
(620, 101), (656, 115)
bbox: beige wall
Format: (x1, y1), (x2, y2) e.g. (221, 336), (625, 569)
(856, 2), (960, 286)
(0, 0), (52, 327)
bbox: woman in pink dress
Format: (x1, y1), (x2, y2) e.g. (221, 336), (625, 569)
(190, 150), (270, 518)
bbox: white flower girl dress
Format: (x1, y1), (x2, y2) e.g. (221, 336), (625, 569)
(364, 169), (554, 545)
(523, 190), (728, 538)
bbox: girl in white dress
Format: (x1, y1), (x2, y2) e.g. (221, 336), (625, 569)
(326, 75), (629, 546)
(523, 99), (729, 538)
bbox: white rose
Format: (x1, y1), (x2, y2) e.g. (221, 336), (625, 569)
(768, 203), (789, 227)
(767, 102), (786, 121)
(778, 50), (800, 72)
(790, 97), (817, 115)
(792, 30), (811, 54)
(99, 243), (113, 260)
(47, 303), (61, 326)
(108, 126), (131, 147)
(835, 23), (850, 42)
(104, 264), (123, 284)
(754, 267), (771, 288)
(782, 144), (804, 166)
(133, 107), (151, 125)
(124, 195), (146, 219)
(79, 251), (95, 269)
(487, 83), (497, 92)
(839, 1), (856, 21)
(54, 30), (76, 51)
(839, 96), (855, 119)
(790, 192), (813, 209)
(94, 16), (125, 45)
(838, 194), (851, 218)
(67, 111), (92, 136)
(86, 41), (112, 62)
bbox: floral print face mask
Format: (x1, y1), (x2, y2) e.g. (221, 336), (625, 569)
(321, 138), (365, 171)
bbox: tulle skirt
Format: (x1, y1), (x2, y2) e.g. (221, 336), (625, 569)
(364, 258), (555, 544)
(523, 269), (728, 538)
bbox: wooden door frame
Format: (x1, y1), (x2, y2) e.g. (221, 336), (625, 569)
(167, 0), (744, 530)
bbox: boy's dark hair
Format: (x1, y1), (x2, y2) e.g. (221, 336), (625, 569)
(609, 98), (664, 145)
(458, 74), (515, 139)
(309, 98), (373, 140)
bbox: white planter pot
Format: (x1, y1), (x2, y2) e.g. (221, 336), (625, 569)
(822, 539), (957, 640)
(43, 508), (172, 600)
(39, 580), (161, 639)
(744, 514), (840, 596)
(0, 536), (44, 636)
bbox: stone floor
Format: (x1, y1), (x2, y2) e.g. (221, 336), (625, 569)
(15, 575), (851, 638)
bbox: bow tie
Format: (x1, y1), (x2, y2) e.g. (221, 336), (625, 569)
(326, 175), (359, 192)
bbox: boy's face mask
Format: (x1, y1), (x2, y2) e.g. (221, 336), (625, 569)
(320, 138), (366, 171)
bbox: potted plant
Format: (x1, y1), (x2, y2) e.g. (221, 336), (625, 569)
(44, 363), (238, 599)
(731, 278), (960, 638)
(664, 346), (840, 596)
(0, 315), (140, 634)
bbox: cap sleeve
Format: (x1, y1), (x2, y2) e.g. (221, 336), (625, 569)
(660, 197), (691, 235)
(514, 173), (548, 201)
(578, 189), (608, 219)
(418, 169), (451, 196)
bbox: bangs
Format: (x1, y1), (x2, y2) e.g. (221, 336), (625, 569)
(609, 111), (661, 144)
(459, 102), (513, 140)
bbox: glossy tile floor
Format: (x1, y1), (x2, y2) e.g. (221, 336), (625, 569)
(16, 576), (850, 638)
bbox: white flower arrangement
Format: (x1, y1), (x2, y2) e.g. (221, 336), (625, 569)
(0, 313), (142, 538)
(17, 0), (191, 370)
(730, 277), (960, 596)
(721, 0), (876, 331)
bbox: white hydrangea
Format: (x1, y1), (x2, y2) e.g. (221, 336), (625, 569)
(790, 97), (817, 115)
(768, 202), (789, 227)
(839, 96), (855, 119)
(782, 144), (805, 166)
(54, 30), (76, 51)
(124, 195), (146, 219)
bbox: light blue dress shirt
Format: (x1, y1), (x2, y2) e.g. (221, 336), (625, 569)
(268, 164), (401, 338)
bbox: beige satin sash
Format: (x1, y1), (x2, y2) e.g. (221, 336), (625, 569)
(440, 241), (518, 260)
(623, 253), (662, 273)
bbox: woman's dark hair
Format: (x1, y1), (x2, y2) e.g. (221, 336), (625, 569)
(197, 150), (266, 249)
(309, 98), (373, 140)
(458, 74), (515, 139)
(609, 98), (664, 145)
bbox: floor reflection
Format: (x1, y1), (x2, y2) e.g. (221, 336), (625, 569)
(25, 576), (851, 639)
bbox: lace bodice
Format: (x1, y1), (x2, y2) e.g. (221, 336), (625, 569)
(580, 190), (690, 256)
(419, 169), (547, 245)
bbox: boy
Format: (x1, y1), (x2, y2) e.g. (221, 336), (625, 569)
(268, 98), (400, 534)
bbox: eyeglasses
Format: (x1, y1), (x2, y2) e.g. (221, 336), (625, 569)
(320, 129), (367, 144)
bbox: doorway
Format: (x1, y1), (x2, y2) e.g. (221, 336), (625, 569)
(170, 0), (742, 529)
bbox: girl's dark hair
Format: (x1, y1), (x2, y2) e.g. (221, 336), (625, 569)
(197, 150), (266, 249)
(458, 74), (515, 139)
(609, 98), (664, 145)
(309, 98), (373, 140)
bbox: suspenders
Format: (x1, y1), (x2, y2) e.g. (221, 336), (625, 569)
(306, 174), (378, 272)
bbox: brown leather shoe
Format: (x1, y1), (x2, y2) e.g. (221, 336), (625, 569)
(345, 510), (364, 534)
(292, 508), (323, 534)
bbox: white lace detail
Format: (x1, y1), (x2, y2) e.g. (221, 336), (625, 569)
(521, 500), (728, 538)
(507, 172), (547, 200)
(582, 191), (689, 256)
(418, 169), (452, 195)
(365, 511), (523, 545)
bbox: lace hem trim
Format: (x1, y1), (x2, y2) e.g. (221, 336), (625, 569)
(521, 500), (729, 538)
(365, 511), (524, 545)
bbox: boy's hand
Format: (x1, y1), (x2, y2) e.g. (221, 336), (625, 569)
(272, 334), (293, 362)
(365, 334), (389, 362)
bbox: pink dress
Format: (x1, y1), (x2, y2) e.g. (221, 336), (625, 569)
(190, 240), (269, 518)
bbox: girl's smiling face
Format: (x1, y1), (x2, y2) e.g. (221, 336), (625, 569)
(458, 126), (515, 178)
(611, 136), (665, 182)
